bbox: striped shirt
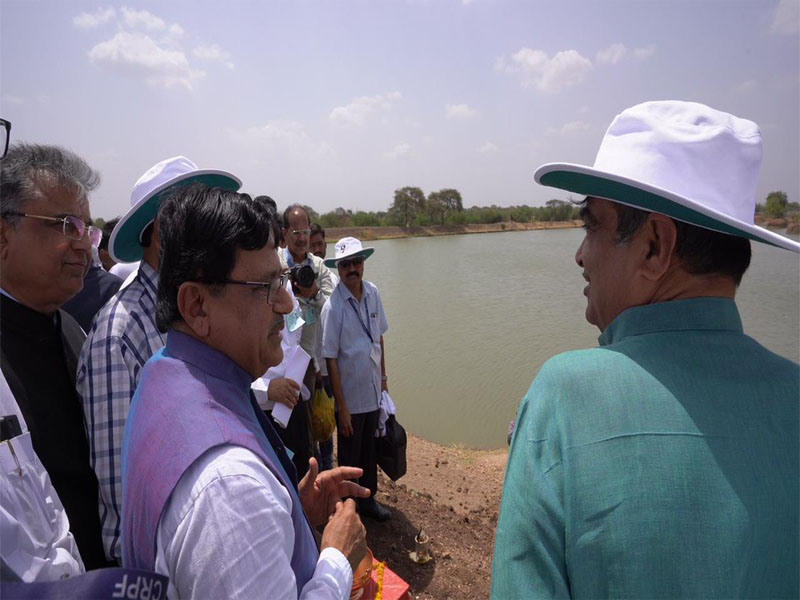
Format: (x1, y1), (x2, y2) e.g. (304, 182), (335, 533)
(76, 261), (165, 563)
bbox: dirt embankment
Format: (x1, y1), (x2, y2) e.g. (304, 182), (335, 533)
(325, 220), (581, 242)
(753, 214), (800, 234)
(362, 434), (508, 599)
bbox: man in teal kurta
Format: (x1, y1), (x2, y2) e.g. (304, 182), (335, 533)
(492, 101), (800, 598)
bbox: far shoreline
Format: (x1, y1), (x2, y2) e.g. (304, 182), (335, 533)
(324, 219), (582, 241)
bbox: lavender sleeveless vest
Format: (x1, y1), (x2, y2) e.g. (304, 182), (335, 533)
(120, 330), (318, 591)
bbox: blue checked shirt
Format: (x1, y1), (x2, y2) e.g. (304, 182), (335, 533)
(76, 262), (165, 563)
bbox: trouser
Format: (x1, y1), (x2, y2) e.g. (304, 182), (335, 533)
(268, 363), (316, 480)
(337, 408), (379, 498)
(319, 435), (334, 471)
(269, 401), (312, 480)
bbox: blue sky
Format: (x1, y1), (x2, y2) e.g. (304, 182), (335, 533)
(2, 0), (798, 220)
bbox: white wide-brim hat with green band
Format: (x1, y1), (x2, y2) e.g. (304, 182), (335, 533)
(110, 156), (242, 263)
(324, 236), (375, 268)
(534, 100), (800, 253)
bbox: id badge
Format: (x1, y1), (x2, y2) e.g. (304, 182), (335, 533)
(285, 308), (305, 333)
(304, 308), (316, 325)
(370, 344), (381, 367)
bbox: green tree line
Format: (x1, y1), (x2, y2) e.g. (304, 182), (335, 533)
(755, 191), (799, 219)
(94, 189), (794, 230)
(315, 186), (581, 229)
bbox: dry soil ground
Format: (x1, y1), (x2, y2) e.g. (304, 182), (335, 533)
(357, 434), (508, 600)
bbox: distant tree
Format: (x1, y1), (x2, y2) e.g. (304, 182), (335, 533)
(510, 205), (534, 223)
(426, 192), (447, 225)
(389, 186), (425, 228)
(537, 199), (576, 221)
(301, 205), (319, 223)
(412, 212), (434, 226)
(93, 217), (106, 229)
(318, 207), (352, 228)
(764, 191), (788, 219)
(352, 211), (381, 227)
(427, 188), (463, 225)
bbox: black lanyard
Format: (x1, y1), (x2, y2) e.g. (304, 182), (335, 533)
(348, 296), (373, 343)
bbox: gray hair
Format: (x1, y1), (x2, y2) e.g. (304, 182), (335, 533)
(578, 196), (751, 284)
(0, 143), (100, 227)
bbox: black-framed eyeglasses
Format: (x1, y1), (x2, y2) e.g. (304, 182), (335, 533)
(289, 228), (311, 238)
(0, 119), (10, 159)
(207, 272), (290, 305)
(336, 256), (363, 270)
(5, 212), (101, 246)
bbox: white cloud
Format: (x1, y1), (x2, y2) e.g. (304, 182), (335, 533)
(121, 7), (166, 31)
(329, 91), (402, 127)
(168, 24), (184, 37)
(632, 44), (656, 61)
(596, 42), (655, 65)
(445, 103), (478, 119)
(496, 48), (592, 93)
(73, 7), (116, 29)
(770, 0), (799, 34)
(383, 143), (411, 159)
(546, 120), (591, 136)
(476, 142), (498, 154)
(193, 44), (234, 70)
(596, 43), (627, 65)
(228, 120), (334, 160)
(88, 31), (204, 90)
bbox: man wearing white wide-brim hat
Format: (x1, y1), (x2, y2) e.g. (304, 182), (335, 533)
(76, 156), (241, 564)
(492, 101), (799, 598)
(321, 237), (393, 522)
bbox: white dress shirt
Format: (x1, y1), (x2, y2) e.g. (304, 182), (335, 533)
(155, 445), (352, 599)
(252, 280), (304, 410)
(1, 371), (84, 581)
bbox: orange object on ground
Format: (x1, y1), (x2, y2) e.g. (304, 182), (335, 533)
(356, 559), (410, 600)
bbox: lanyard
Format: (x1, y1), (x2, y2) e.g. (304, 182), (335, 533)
(348, 296), (373, 343)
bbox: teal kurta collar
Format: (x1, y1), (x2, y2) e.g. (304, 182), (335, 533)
(599, 297), (743, 347)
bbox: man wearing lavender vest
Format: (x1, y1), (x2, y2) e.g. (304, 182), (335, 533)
(120, 185), (369, 599)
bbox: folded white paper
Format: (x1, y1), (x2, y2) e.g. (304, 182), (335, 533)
(271, 345), (311, 428)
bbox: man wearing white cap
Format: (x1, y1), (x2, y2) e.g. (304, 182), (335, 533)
(492, 101), (799, 598)
(321, 237), (392, 521)
(76, 156), (241, 564)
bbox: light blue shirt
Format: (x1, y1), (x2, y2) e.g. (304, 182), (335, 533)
(492, 297), (799, 599)
(321, 280), (388, 414)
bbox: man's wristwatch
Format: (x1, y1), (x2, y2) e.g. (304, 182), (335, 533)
(381, 375), (388, 382)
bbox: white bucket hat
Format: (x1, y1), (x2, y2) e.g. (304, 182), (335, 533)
(110, 156), (241, 263)
(324, 236), (375, 268)
(534, 100), (800, 253)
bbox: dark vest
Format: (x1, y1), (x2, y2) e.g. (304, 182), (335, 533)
(120, 330), (318, 590)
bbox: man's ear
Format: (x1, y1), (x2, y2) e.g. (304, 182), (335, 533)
(177, 282), (210, 338)
(639, 213), (678, 281)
